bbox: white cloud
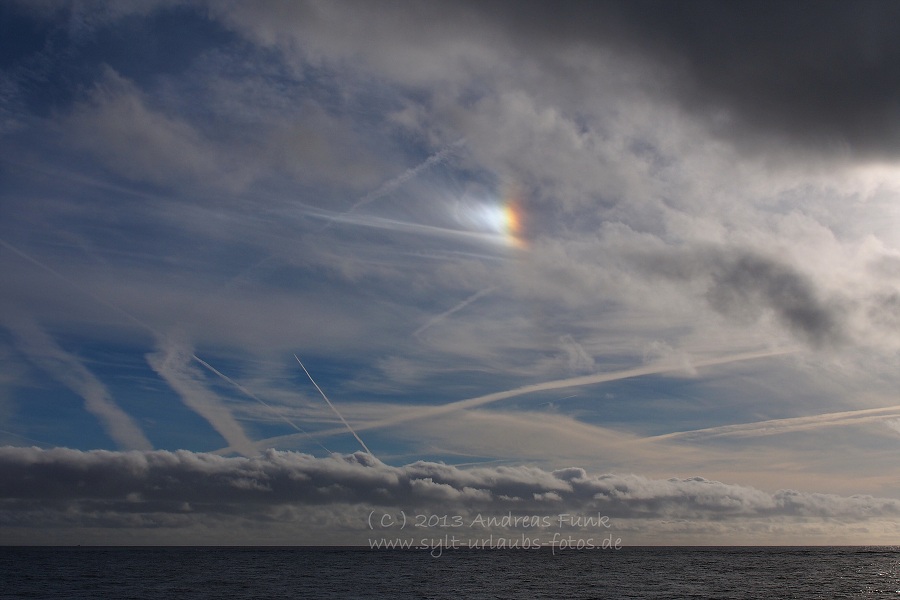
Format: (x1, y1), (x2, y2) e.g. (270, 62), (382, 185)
(4, 0), (900, 547)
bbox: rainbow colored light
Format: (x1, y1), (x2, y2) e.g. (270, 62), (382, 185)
(456, 185), (526, 249)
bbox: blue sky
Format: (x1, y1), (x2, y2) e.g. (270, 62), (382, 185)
(3, 1), (900, 545)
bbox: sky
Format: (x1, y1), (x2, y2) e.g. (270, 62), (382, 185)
(2, 0), (900, 546)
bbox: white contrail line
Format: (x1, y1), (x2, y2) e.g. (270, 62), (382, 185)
(334, 347), (798, 436)
(185, 141), (466, 325)
(0, 428), (55, 448)
(244, 346), (799, 450)
(320, 212), (511, 246)
(192, 354), (332, 454)
(0, 237), (161, 337)
(342, 139), (465, 217)
(294, 355), (373, 455)
(1, 236), (325, 454)
(148, 342), (257, 456)
(8, 319), (154, 451)
(413, 286), (497, 338)
(643, 403), (900, 442)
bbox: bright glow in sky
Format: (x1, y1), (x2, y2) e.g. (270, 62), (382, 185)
(454, 191), (526, 248)
(3, 0), (900, 546)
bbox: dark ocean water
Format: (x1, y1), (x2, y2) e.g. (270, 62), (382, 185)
(2, 546), (900, 599)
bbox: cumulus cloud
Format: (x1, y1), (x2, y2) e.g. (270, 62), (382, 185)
(2, 447), (898, 542)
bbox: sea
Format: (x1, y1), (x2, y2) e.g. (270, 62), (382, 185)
(2, 546), (900, 599)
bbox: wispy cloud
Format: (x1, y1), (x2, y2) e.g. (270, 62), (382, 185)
(146, 337), (255, 456)
(413, 286), (496, 338)
(5, 319), (152, 451)
(341, 139), (465, 217)
(245, 346), (797, 453)
(192, 353), (332, 455)
(4, 0), (900, 546)
(636, 247), (846, 348)
(647, 404), (900, 443)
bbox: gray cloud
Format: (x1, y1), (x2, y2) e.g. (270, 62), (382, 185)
(638, 247), (845, 348)
(202, 0), (900, 157)
(3, 0), (900, 547)
(621, 0), (900, 158)
(454, 0), (900, 158)
(705, 253), (844, 348)
(2, 446), (897, 526)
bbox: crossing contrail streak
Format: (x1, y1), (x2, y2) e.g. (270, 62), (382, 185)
(295, 355), (373, 455)
(241, 346), (799, 451)
(643, 403), (900, 442)
(192, 354), (332, 454)
(8, 319), (154, 451)
(190, 140), (467, 323)
(0, 428), (54, 448)
(1, 236), (327, 454)
(413, 286), (497, 338)
(342, 139), (465, 217)
(0, 237), (161, 337)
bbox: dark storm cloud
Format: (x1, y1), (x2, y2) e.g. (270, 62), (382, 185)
(462, 0), (900, 157)
(7, 0), (900, 155)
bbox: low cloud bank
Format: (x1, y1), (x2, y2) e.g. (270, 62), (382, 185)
(2, 447), (896, 526)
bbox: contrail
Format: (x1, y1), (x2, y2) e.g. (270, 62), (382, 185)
(244, 346), (799, 450)
(182, 140), (467, 327)
(192, 354), (332, 454)
(1, 236), (324, 454)
(7, 319), (154, 451)
(644, 403), (900, 442)
(413, 286), (497, 337)
(0, 237), (161, 337)
(320, 212), (512, 246)
(0, 428), (56, 448)
(341, 139), (465, 218)
(148, 340), (258, 456)
(294, 355), (373, 455)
